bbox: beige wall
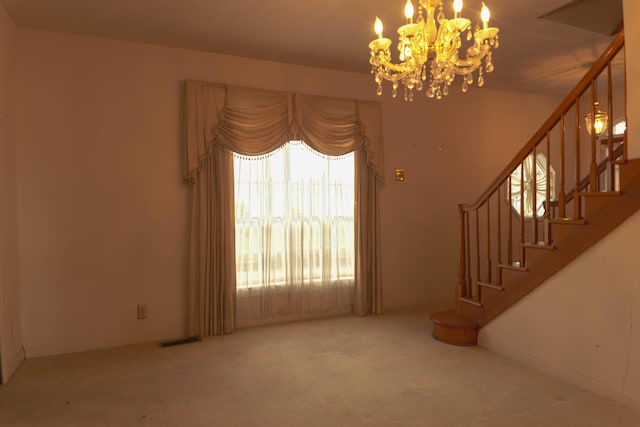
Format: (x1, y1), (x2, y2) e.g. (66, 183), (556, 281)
(378, 89), (560, 307)
(14, 28), (559, 357)
(0, 5), (23, 382)
(480, 1), (640, 408)
(480, 209), (640, 408)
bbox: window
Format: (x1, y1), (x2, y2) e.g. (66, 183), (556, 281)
(613, 118), (626, 136)
(510, 152), (555, 218)
(233, 141), (355, 289)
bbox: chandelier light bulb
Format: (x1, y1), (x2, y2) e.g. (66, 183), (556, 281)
(481, 3), (490, 29)
(374, 17), (383, 38)
(453, 0), (463, 16)
(404, 0), (415, 22)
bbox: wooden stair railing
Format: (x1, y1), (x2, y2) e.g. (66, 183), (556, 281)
(548, 139), (625, 216)
(432, 29), (631, 346)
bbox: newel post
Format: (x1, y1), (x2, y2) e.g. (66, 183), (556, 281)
(455, 203), (467, 314)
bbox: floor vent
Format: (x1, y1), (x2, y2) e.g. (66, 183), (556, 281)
(159, 336), (201, 348)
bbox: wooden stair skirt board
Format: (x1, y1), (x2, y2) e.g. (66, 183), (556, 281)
(431, 310), (478, 346)
(431, 158), (640, 346)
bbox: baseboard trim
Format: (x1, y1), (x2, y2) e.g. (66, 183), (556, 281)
(479, 337), (640, 411)
(23, 330), (183, 358)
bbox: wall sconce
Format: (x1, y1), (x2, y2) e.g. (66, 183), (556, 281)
(395, 169), (405, 181)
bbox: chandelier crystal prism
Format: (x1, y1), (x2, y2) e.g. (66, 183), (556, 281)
(368, 0), (500, 101)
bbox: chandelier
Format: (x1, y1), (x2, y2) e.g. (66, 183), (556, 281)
(368, 0), (500, 101)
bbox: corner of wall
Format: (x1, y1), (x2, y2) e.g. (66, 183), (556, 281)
(0, 0), (24, 384)
(1, 346), (24, 384)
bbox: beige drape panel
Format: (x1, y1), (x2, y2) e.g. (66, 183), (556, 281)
(184, 79), (384, 336)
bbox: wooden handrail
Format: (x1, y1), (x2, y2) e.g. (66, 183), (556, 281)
(464, 29), (625, 212)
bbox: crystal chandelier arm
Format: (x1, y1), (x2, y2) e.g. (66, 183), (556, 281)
(371, 52), (427, 81)
(374, 56), (416, 76)
(449, 44), (490, 71)
(370, 23), (429, 85)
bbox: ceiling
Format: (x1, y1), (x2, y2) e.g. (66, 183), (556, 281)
(0, 0), (623, 97)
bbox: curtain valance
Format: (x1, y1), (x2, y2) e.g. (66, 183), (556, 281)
(184, 79), (384, 183)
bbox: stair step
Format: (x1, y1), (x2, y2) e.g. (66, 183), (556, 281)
(431, 310), (478, 346)
(523, 242), (556, 250)
(548, 218), (587, 225)
(577, 191), (621, 197)
(498, 262), (528, 272)
(459, 296), (483, 307)
(478, 281), (504, 291)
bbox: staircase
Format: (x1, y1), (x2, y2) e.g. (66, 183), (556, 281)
(431, 29), (633, 346)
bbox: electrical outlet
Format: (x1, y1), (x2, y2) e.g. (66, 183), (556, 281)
(137, 304), (148, 319)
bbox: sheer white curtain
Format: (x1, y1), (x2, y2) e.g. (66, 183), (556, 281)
(234, 142), (355, 326)
(183, 80), (384, 336)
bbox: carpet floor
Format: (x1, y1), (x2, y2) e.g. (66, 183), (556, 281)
(1, 304), (639, 426)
